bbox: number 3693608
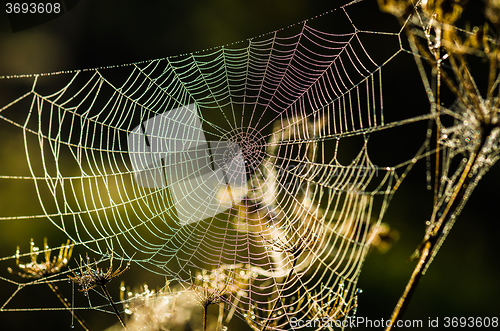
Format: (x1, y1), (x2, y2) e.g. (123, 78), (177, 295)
(444, 317), (498, 328)
(5, 3), (61, 14)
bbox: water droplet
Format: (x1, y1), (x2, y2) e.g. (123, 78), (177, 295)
(70, 325), (74, 329)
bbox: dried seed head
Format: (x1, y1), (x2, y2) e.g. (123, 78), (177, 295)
(8, 238), (73, 279)
(68, 253), (130, 293)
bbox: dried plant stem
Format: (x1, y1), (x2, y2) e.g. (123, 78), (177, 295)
(203, 303), (209, 331)
(217, 301), (224, 331)
(101, 284), (127, 330)
(47, 283), (91, 331)
(261, 258), (297, 331)
(386, 147), (479, 330)
(385, 241), (430, 330)
(225, 296), (238, 324)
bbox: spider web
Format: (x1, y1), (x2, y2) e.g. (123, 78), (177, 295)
(0, 1), (472, 330)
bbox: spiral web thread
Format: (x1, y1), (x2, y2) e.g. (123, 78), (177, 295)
(0, 1), (440, 330)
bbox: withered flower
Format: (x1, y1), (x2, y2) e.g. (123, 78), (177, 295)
(8, 238), (73, 279)
(69, 253), (131, 330)
(68, 254), (129, 293)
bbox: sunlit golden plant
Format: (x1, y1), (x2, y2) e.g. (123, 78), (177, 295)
(8, 237), (73, 279)
(8, 238), (90, 330)
(378, 0), (500, 329)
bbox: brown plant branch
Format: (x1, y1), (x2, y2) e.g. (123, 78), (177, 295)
(47, 282), (92, 331)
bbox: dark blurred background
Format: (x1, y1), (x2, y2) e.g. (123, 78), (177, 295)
(0, 0), (498, 330)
